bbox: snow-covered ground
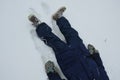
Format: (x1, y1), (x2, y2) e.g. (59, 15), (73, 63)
(0, 0), (120, 80)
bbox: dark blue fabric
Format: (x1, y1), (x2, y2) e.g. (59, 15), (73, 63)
(36, 17), (109, 80)
(91, 53), (109, 80)
(47, 72), (63, 80)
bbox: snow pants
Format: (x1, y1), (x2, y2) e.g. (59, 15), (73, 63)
(36, 17), (109, 80)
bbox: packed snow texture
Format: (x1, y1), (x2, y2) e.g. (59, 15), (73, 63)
(0, 0), (120, 80)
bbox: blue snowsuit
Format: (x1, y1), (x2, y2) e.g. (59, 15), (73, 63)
(36, 17), (109, 80)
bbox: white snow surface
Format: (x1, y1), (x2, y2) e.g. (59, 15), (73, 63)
(0, 0), (120, 80)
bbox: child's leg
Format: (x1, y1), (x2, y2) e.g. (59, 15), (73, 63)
(88, 44), (109, 80)
(56, 17), (90, 56)
(92, 53), (109, 80)
(56, 17), (79, 46)
(36, 23), (68, 53)
(92, 53), (104, 68)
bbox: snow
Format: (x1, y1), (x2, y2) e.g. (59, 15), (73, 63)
(0, 0), (120, 80)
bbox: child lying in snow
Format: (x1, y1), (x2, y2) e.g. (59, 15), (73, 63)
(28, 7), (109, 80)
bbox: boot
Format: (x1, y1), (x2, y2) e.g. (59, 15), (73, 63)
(87, 44), (99, 55)
(53, 6), (66, 20)
(28, 14), (41, 26)
(45, 61), (57, 74)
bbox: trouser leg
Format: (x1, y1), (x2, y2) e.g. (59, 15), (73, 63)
(92, 53), (109, 80)
(36, 23), (68, 54)
(56, 17), (79, 46)
(92, 53), (104, 67)
(56, 17), (90, 55)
